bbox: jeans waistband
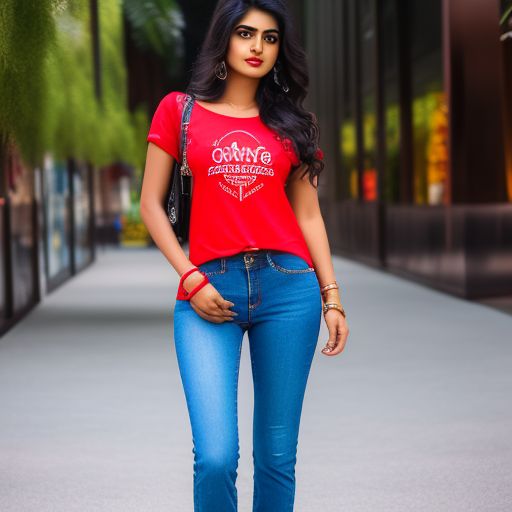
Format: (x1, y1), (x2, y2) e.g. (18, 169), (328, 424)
(226, 249), (270, 269)
(200, 249), (291, 272)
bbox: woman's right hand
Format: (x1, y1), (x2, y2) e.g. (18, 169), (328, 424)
(183, 271), (238, 323)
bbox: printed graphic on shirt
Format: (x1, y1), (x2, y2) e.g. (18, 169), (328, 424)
(208, 129), (275, 202)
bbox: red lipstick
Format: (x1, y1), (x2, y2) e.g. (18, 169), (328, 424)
(245, 58), (263, 67)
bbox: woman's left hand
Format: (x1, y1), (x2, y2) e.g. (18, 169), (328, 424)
(321, 310), (349, 356)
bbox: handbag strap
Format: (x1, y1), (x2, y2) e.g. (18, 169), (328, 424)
(179, 94), (195, 176)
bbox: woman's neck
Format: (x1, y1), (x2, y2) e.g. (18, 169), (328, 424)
(216, 71), (259, 110)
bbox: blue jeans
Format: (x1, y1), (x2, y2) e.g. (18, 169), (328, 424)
(173, 249), (322, 512)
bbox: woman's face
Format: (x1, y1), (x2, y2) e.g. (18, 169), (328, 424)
(225, 8), (280, 79)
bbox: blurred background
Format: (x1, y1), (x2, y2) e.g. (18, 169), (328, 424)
(1, 0), (511, 336)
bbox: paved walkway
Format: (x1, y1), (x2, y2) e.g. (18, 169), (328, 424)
(1, 247), (511, 512)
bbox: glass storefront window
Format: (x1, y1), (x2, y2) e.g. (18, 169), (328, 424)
(0, 143), (7, 320)
(340, 0), (358, 200)
(382, 0), (401, 203)
(44, 154), (71, 279)
(413, 91), (449, 205)
(359, 0), (378, 202)
(501, 0), (512, 202)
(409, 0), (448, 205)
(340, 121), (358, 199)
(6, 142), (36, 312)
(73, 161), (92, 269)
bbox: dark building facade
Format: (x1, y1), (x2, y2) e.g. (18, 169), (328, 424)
(299, 0), (512, 299)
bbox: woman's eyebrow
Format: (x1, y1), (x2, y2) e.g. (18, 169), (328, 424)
(234, 24), (280, 34)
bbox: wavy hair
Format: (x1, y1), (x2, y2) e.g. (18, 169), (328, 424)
(185, 0), (324, 187)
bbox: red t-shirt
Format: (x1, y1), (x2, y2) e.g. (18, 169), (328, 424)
(147, 91), (323, 268)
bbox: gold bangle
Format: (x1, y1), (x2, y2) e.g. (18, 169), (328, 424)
(320, 281), (339, 294)
(322, 302), (346, 318)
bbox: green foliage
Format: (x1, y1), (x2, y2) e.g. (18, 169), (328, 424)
(96, 0), (148, 169)
(0, 0), (56, 165)
(123, 0), (184, 80)
(0, 0), (148, 170)
(501, 1), (512, 26)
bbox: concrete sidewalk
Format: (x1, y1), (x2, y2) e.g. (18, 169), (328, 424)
(1, 247), (511, 512)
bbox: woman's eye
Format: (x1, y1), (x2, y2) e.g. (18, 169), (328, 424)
(237, 31), (278, 43)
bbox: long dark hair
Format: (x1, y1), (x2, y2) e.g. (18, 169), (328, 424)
(186, 0), (324, 187)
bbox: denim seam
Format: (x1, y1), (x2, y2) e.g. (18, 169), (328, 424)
(234, 335), (243, 483)
(202, 258), (227, 276)
(266, 252), (315, 274)
(245, 262), (252, 324)
(248, 270), (262, 309)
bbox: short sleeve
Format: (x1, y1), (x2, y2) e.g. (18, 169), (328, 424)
(281, 137), (300, 167)
(146, 91), (185, 161)
(282, 138), (324, 167)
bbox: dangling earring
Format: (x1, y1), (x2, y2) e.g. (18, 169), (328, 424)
(273, 62), (289, 93)
(215, 60), (227, 80)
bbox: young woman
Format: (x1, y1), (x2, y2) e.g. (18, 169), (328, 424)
(140, 1), (349, 510)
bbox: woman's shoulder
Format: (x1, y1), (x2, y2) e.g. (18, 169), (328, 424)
(159, 90), (188, 108)
(153, 91), (192, 123)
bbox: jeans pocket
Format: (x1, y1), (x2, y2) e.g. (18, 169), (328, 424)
(266, 251), (315, 274)
(198, 258), (226, 276)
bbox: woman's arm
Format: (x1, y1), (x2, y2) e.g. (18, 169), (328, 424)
(140, 142), (236, 323)
(285, 165), (349, 355)
(285, 165), (337, 292)
(139, 142), (196, 276)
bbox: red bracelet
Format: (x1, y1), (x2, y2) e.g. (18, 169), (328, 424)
(176, 267), (210, 300)
(185, 275), (210, 300)
(179, 267), (199, 284)
(177, 267), (199, 300)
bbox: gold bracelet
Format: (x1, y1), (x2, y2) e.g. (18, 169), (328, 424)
(320, 281), (339, 294)
(322, 302), (346, 318)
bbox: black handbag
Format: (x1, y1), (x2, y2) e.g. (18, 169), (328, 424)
(165, 93), (195, 244)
